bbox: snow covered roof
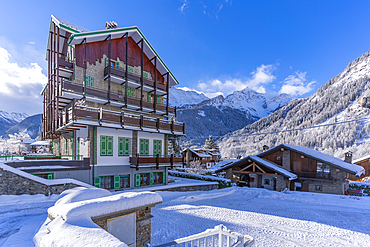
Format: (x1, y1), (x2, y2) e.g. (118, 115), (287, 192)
(19, 139), (35, 144)
(0, 163), (94, 188)
(208, 159), (238, 173)
(259, 144), (365, 177)
(187, 149), (212, 158)
(31, 141), (50, 146)
(353, 154), (370, 164)
(248, 155), (298, 180)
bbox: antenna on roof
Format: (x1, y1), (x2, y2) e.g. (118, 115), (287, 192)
(106, 21), (117, 29)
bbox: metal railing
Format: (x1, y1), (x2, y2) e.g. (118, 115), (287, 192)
(0, 155), (84, 161)
(150, 225), (253, 247)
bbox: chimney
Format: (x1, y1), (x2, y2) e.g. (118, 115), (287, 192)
(263, 145), (269, 151)
(106, 21), (117, 29)
(344, 151), (353, 163)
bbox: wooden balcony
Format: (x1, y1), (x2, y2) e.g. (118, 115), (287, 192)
(295, 171), (332, 180)
(130, 154), (184, 170)
(61, 80), (175, 114)
(104, 66), (167, 91)
(58, 105), (185, 135)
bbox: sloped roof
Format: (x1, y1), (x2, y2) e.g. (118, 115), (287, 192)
(259, 144), (365, 177)
(353, 154), (370, 164)
(249, 155), (297, 180)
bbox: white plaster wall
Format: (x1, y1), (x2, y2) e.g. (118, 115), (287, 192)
(97, 127), (133, 166)
(137, 132), (165, 156)
(76, 128), (89, 158)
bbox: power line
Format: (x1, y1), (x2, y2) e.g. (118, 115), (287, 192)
(184, 116), (369, 140)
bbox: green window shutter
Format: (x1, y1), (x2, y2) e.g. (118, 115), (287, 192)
(144, 139), (149, 155)
(100, 136), (107, 156)
(153, 140), (157, 156)
(139, 139), (145, 155)
(143, 71), (149, 79)
(149, 173), (154, 185)
(65, 139), (68, 154)
(128, 66), (134, 73)
(85, 76), (89, 87)
(107, 136), (113, 156)
(116, 62), (119, 68)
(162, 171), (166, 184)
(94, 177), (100, 188)
(90, 77), (94, 88)
(114, 176), (120, 189)
(47, 173), (53, 180)
(158, 140), (162, 156)
(135, 174), (141, 187)
(118, 137), (124, 156)
(124, 138), (130, 156)
(105, 58), (109, 67)
(157, 95), (160, 104)
(148, 93), (152, 102)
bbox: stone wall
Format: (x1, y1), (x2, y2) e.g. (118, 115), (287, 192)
(162, 183), (218, 192)
(92, 206), (154, 247)
(307, 180), (348, 195)
(276, 175), (289, 191)
(282, 150), (291, 171)
(0, 167), (81, 196)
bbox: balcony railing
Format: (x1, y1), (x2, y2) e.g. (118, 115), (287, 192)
(151, 225), (254, 247)
(62, 80), (175, 114)
(104, 66), (167, 91)
(130, 153), (184, 170)
(59, 105), (185, 135)
(295, 171), (332, 180)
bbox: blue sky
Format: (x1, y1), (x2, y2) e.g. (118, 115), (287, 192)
(1, 1), (370, 115)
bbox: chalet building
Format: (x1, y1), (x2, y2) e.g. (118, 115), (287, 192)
(183, 148), (221, 168)
(349, 154), (370, 180)
(216, 144), (365, 195)
(41, 16), (185, 189)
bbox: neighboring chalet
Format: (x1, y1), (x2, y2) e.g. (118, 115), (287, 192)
(40, 16), (185, 190)
(183, 148), (221, 168)
(350, 154), (370, 180)
(216, 144), (365, 195)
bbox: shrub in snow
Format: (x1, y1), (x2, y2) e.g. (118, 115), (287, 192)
(168, 170), (231, 189)
(349, 181), (370, 196)
(361, 176), (370, 183)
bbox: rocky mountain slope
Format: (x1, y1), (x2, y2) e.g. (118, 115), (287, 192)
(0, 111), (28, 137)
(219, 51), (370, 160)
(6, 114), (42, 139)
(169, 87), (209, 108)
(176, 88), (293, 147)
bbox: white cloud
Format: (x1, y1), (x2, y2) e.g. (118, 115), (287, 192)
(179, 0), (189, 13)
(279, 71), (315, 96)
(0, 46), (46, 115)
(29, 42), (35, 45)
(196, 64), (276, 97)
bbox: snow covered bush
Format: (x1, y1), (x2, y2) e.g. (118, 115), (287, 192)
(168, 170), (231, 189)
(349, 181), (370, 196)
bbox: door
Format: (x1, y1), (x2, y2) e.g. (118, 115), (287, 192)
(302, 182), (309, 192)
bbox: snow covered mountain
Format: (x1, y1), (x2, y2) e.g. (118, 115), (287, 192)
(199, 87), (292, 119)
(219, 51), (370, 160)
(169, 87), (209, 108)
(6, 114), (42, 139)
(0, 111), (28, 137)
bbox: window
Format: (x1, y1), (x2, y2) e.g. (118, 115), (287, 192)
(315, 185), (323, 191)
(153, 172), (163, 184)
(65, 139), (68, 154)
(120, 175), (130, 188)
(317, 162), (330, 178)
(148, 93), (152, 103)
(317, 162), (323, 177)
(139, 139), (149, 155)
(143, 71), (149, 79)
(264, 179), (270, 185)
(124, 87), (135, 98)
(105, 58), (119, 68)
(33, 173), (54, 179)
(118, 137), (130, 156)
(100, 176), (114, 189)
(153, 140), (162, 156)
(140, 173), (149, 186)
(157, 95), (160, 104)
(85, 76), (95, 88)
(100, 135), (113, 156)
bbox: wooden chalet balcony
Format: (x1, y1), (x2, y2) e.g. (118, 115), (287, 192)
(295, 171), (332, 180)
(61, 80), (175, 114)
(59, 105), (185, 135)
(104, 66), (167, 92)
(130, 154), (184, 170)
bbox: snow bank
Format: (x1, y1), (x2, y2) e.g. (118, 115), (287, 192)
(55, 187), (112, 205)
(0, 162), (94, 188)
(34, 190), (162, 247)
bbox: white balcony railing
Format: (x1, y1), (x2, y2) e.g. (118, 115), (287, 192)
(150, 225), (254, 247)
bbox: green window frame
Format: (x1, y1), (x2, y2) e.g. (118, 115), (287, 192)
(33, 173), (54, 180)
(127, 87), (135, 98)
(94, 177), (100, 188)
(139, 139), (149, 155)
(85, 76), (94, 88)
(157, 95), (160, 104)
(100, 135), (113, 156)
(153, 140), (162, 156)
(100, 175), (114, 189)
(118, 137), (130, 156)
(128, 65), (134, 74)
(148, 93), (152, 102)
(134, 174), (141, 187)
(120, 175), (130, 188)
(143, 71), (149, 79)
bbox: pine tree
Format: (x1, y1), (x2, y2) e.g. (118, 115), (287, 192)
(203, 135), (219, 150)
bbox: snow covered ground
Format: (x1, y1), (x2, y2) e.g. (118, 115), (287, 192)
(0, 186), (370, 246)
(151, 187), (370, 247)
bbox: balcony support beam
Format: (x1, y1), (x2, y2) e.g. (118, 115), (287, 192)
(82, 38), (87, 98)
(106, 34), (111, 104)
(139, 39), (144, 111)
(123, 33), (129, 108)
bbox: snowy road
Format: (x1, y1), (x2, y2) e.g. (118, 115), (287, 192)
(151, 187), (370, 247)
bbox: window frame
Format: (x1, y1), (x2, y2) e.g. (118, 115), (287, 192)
(100, 176), (114, 189)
